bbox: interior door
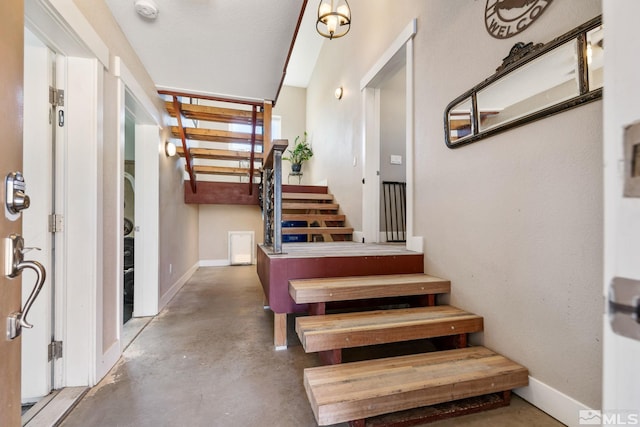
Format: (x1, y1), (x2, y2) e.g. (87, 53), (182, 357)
(602, 0), (640, 421)
(22, 28), (55, 403)
(0, 1), (26, 425)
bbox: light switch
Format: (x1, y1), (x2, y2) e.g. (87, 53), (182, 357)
(390, 155), (402, 165)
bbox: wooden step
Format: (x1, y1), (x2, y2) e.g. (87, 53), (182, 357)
(282, 184), (328, 194)
(165, 102), (264, 125)
(176, 146), (263, 161)
(289, 273), (450, 304)
(282, 214), (346, 222)
(303, 346), (529, 426)
(192, 165), (262, 176)
(170, 127), (264, 144)
(282, 202), (339, 210)
(282, 227), (354, 235)
(282, 192), (335, 201)
(296, 305), (483, 353)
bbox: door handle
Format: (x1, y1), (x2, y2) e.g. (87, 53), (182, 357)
(608, 277), (640, 341)
(3, 234), (46, 340)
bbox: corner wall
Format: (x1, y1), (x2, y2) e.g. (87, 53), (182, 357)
(305, 0), (603, 420)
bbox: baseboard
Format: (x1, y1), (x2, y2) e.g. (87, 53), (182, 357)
(199, 259), (231, 267)
(352, 231), (365, 243)
(95, 339), (121, 384)
(515, 376), (592, 427)
(406, 235), (423, 253)
(159, 262), (199, 310)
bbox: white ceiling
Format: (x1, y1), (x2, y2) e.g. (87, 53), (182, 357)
(106, 0), (322, 102)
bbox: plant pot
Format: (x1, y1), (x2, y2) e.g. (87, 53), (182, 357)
(291, 163), (302, 173)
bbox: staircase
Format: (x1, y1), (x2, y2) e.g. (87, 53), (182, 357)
(282, 184), (353, 242)
(289, 273), (529, 426)
(161, 91), (267, 201)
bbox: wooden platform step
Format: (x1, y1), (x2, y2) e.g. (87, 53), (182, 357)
(282, 227), (354, 235)
(303, 346), (529, 426)
(165, 101), (264, 125)
(283, 202), (339, 210)
(289, 273), (451, 304)
(282, 192), (335, 201)
(170, 127), (263, 144)
(296, 305), (483, 353)
(282, 214), (346, 222)
(176, 146), (263, 161)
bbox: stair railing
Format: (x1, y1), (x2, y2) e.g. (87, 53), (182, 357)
(382, 181), (407, 242)
(262, 139), (288, 253)
(171, 96), (197, 193)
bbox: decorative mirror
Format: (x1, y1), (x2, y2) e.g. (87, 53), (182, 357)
(445, 15), (602, 148)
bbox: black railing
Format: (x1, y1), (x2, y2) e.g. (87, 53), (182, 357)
(382, 181), (406, 243)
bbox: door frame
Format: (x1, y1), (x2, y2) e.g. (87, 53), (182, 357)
(25, 0), (110, 387)
(360, 19), (422, 252)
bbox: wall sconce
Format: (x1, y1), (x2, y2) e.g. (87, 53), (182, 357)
(165, 141), (177, 157)
(317, 0), (351, 40)
(334, 86), (343, 100)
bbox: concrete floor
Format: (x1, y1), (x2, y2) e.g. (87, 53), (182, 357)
(60, 266), (565, 427)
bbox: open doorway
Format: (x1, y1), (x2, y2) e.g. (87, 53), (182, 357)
(378, 65), (407, 243)
(123, 108), (135, 324)
(361, 19), (418, 250)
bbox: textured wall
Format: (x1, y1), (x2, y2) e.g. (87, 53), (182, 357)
(306, 0), (603, 409)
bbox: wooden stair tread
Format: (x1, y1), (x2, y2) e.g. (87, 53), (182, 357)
(165, 102), (264, 125)
(170, 127), (264, 144)
(283, 202), (339, 210)
(282, 227), (353, 235)
(296, 305), (483, 353)
(176, 146), (263, 161)
(282, 214), (346, 222)
(304, 346), (529, 425)
(289, 273), (451, 304)
(192, 165), (261, 176)
(282, 192), (335, 201)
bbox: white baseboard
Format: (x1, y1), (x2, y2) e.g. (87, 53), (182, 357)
(158, 262), (199, 311)
(95, 339), (121, 385)
(406, 235), (423, 253)
(515, 376), (592, 427)
(352, 231), (365, 243)
(199, 259), (231, 267)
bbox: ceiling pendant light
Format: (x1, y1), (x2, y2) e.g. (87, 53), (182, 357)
(316, 0), (351, 40)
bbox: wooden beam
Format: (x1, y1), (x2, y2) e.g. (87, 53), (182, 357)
(184, 181), (259, 205)
(172, 96), (197, 193)
(249, 105), (257, 195)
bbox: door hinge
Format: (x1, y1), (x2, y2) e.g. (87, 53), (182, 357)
(49, 87), (64, 107)
(48, 341), (63, 361)
(49, 214), (64, 233)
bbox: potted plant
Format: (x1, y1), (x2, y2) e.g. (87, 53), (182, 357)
(283, 132), (313, 173)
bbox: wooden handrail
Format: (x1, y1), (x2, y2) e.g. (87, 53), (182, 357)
(172, 96), (197, 193)
(159, 89), (264, 107)
(264, 139), (289, 169)
(273, 0), (308, 106)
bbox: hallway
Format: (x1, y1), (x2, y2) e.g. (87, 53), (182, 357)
(60, 266), (564, 427)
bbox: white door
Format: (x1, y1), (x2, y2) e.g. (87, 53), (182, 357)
(602, 0), (640, 423)
(22, 28), (57, 403)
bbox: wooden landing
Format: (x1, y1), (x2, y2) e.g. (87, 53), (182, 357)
(296, 305), (483, 353)
(303, 346), (529, 426)
(290, 273), (450, 304)
(257, 243), (424, 314)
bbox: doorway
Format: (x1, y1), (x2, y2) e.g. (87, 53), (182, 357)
(124, 109), (135, 324)
(361, 19), (418, 250)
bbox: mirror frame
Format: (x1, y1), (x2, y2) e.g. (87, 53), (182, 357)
(444, 15), (602, 149)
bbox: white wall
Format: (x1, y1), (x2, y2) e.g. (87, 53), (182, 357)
(275, 85), (308, 181)
(306, 0), (603, 419)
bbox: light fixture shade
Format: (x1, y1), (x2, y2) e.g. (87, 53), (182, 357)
(317, 0), (351, 40)
(334, 86), (343, 100)
(165, 141), (177, 157)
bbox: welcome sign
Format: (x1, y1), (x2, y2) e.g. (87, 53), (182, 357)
(485, 0), (553, 39)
